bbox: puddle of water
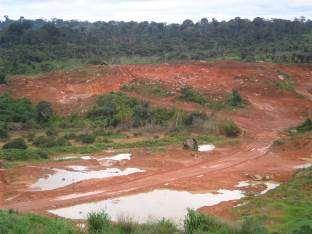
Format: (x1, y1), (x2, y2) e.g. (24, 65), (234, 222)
(56, 156), (79, 160)
(49, 189), (244, 225)
(236, 181), (250, 188)
(56, 191), (103, 201)
(198, 144), (215, 152)
(260, 181), (280, 195)
(99, 153), (132, 162)
(30, 168), (144, 191)
(294, 163), (312, 169)
(67, 166), (89, 171)
(81, 156), (92, 160)
(236, 181), (280, 195)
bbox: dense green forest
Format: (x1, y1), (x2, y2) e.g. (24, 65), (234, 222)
(0, 16), (312, 82)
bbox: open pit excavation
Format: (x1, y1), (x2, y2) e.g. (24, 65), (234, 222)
(0, 61), (311, 229)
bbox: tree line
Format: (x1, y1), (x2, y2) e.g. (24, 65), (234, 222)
(0, 16), (312, 82)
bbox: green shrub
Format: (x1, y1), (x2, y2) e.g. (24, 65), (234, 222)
(36, 101), (54, 123)
(0, 122), (8, 140)
(184, 209), (234, 234)
(1, 149), (48, 161)
(133, 101), (152, 127)
(183, 112), (208, 126)
(0, 94), (35, 123)
(0, 72), (6, 84)
(228, 90), (245, 107)
(33, 136), (69, 148)
(152, 108), (175, 126)
(88, 212), (111, 234)
(88, 92), (138, 127)
(2, 138), (27, 149)
(220, 121), (241, 137)
(179, 87), (207, 105)
(77, 134), (96, 144)
(296, 118), (312, 133)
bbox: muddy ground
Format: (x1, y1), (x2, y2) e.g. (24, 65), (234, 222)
(0, 61), (311, 221)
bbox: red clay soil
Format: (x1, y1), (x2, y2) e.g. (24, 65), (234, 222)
(0, 61), (311, 220)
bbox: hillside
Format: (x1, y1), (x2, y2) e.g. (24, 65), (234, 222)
(0, 60), (311, 233)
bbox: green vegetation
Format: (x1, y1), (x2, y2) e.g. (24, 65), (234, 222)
(0, 17), (311, 79)
(296, 118), (312, 133)
(0, 92), (240, 161)
(227, 90), (245, 107)
(219, 120), (242, 137)
(77, 134), (96, 144)
(236, 167), (312, 233)
(2, 138), (27, 149)
(0, 93), (35, 123)
(0, 210), (78, 234)
(275, 71), (296, 91)
(179, 87), (246, 110)
(1, 148), (48, 161)
(33, 135), (70, 148)
(180, 86), (207, 105)
(122, 80), (172, 97)
(36, 101), (54, 123)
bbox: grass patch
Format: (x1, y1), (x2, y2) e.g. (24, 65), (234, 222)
(276, 71), (296, 92)
(235, 167), (312, 233)
(0, 210), (79, 234)
(179, 87), (246, 109)
(121, 80), (173, 97)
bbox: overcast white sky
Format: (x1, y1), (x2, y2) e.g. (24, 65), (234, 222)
(0, 0), (312, 23)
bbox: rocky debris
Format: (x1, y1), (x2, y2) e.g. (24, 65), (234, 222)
(183, 138), (198, 151)
(251, 174), (263, 181)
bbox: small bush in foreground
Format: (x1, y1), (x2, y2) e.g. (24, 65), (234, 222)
(88, 212), (111, 233)
(184, 209), (241, 234)
(2, 138), (27, 149)
(220, 121), (241, 137)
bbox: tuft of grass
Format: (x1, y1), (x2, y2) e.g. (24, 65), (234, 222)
(87, 211), (179, 234)
(122, 80), (173, 97)
(88, 212), (111, 234)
